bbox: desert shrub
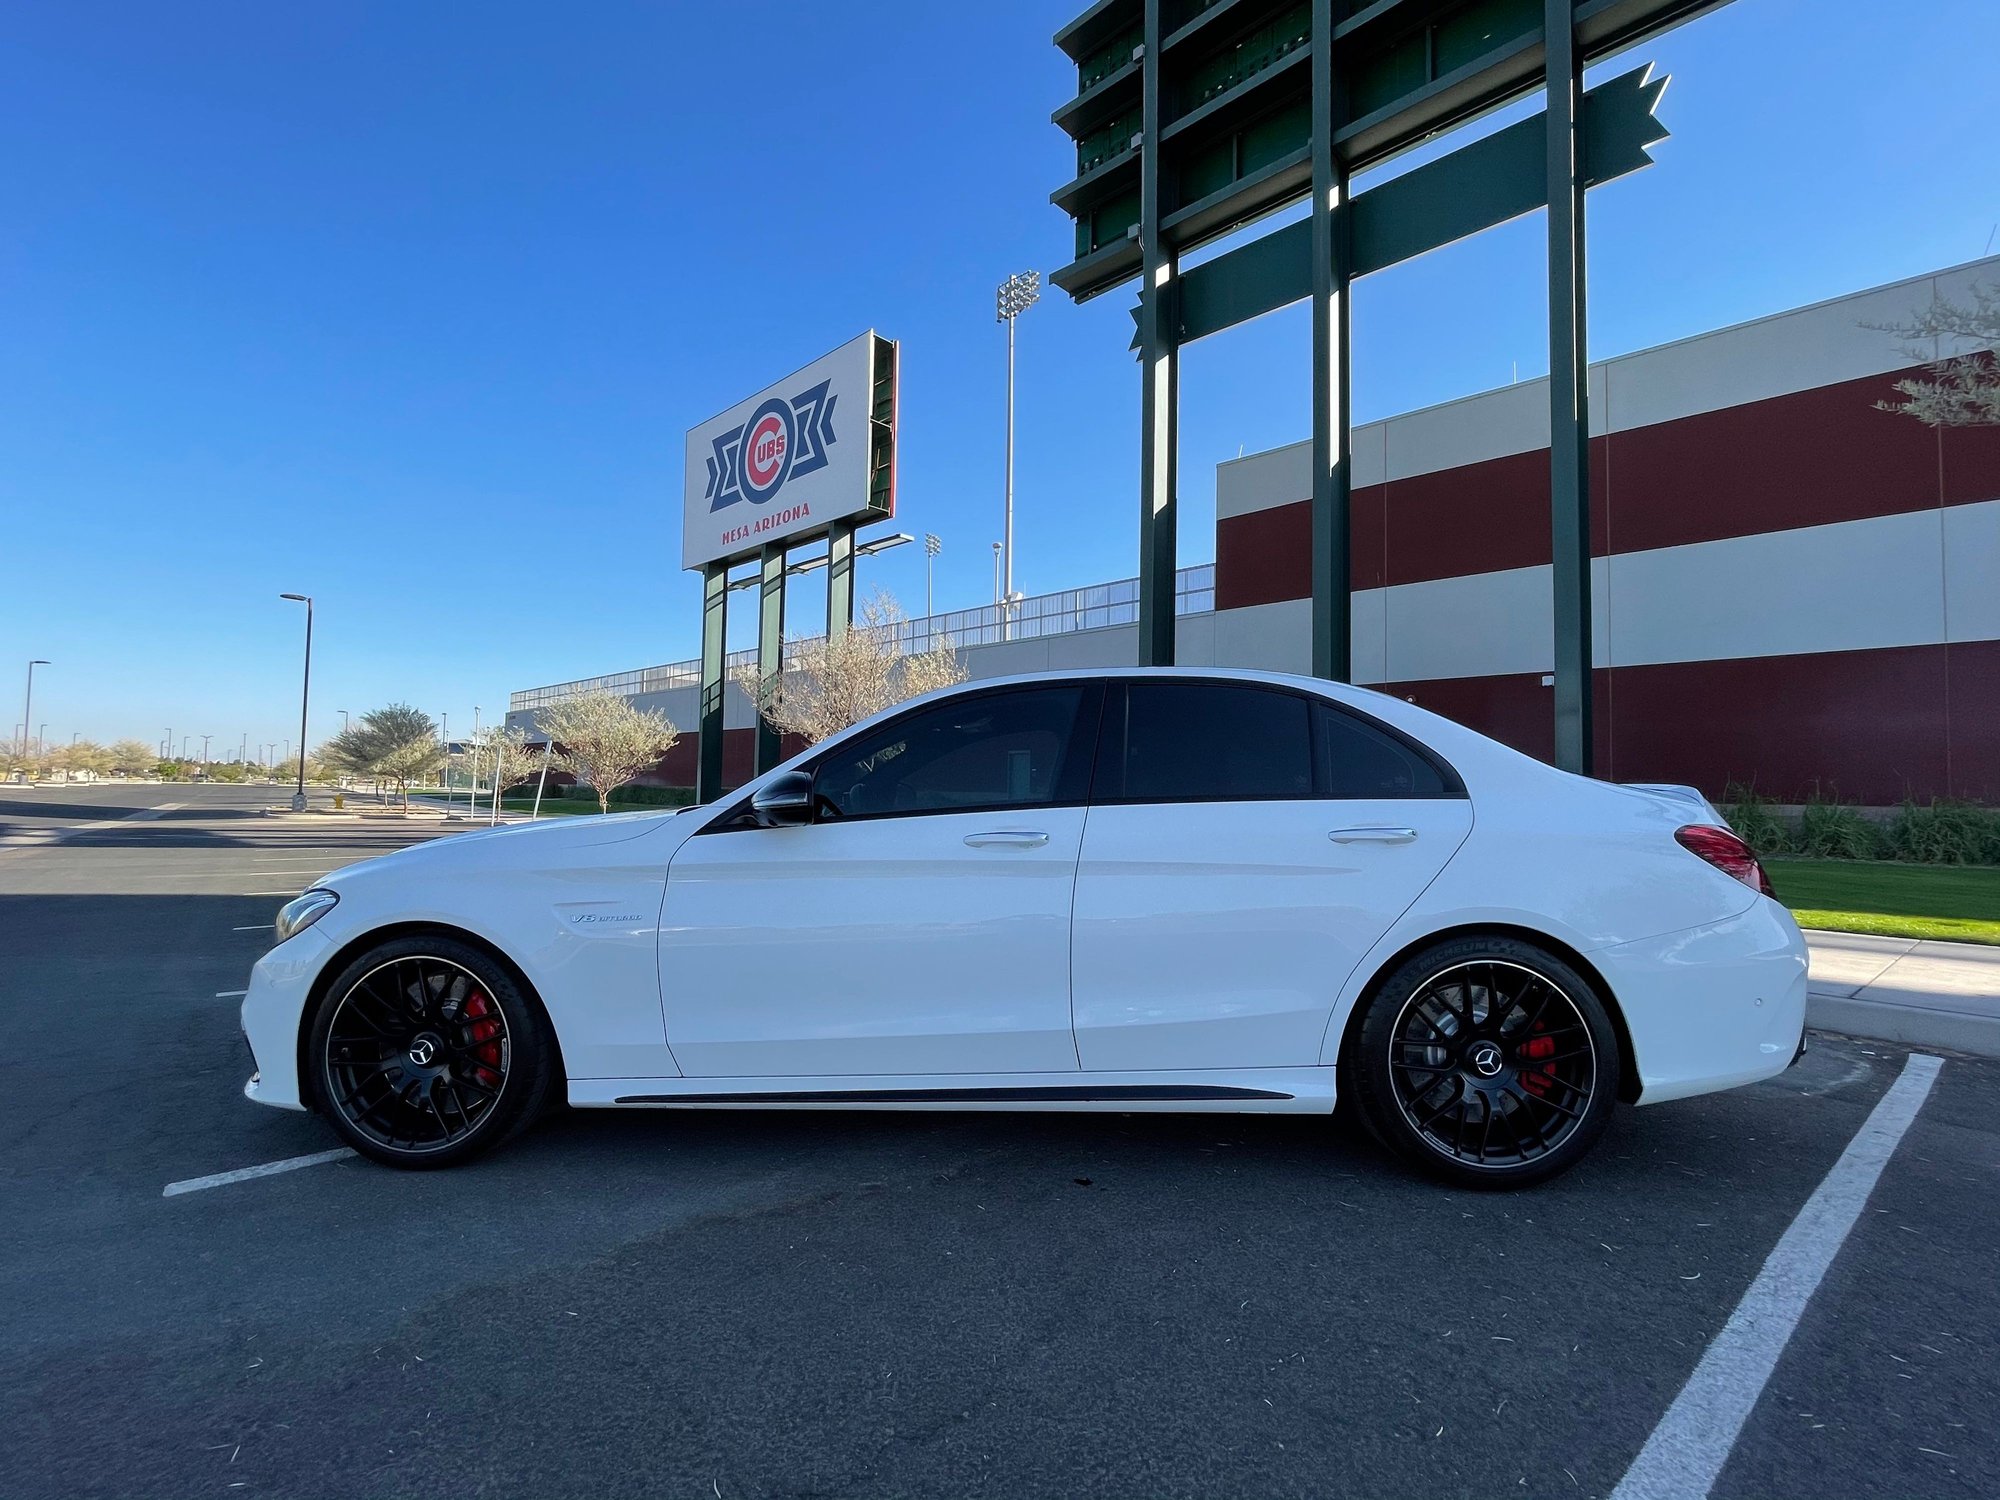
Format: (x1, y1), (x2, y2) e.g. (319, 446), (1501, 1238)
(1884, 800), (2000, 865)
(1796, 790), (1882, 860)
(1723, 783), (1792, 855)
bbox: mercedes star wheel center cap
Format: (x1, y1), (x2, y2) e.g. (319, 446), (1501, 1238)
(1469, 1041), (1503, 1078)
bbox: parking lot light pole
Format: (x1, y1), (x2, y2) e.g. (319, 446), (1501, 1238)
(199, 734), (211, 769)
(279, 594), (313, 811)
(21, 660), (49, 759)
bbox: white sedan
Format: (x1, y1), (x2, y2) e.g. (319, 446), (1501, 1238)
(241, 668), (1807, 1188)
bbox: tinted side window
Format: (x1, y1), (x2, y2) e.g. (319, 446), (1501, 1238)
(1109, 682), (1314, 802)
(814, 687), (1089, 820)
(1316, 704), (1456, 798)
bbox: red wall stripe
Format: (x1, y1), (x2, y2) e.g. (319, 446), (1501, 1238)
(1215, 368), (1999, 609)
(1381, 640), (2000, 805)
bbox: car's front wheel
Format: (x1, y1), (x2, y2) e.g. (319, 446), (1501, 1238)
(307, 934), (554, 1168)
(1345, 936), (1621, 1189)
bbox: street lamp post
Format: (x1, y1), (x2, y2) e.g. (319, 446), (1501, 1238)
(199, 734), (212, 769)
(280, 593), (313, 811)
(991, 542), (1002, 617)
(995, 270), (1040, 641)
(21, 660), (50, 760)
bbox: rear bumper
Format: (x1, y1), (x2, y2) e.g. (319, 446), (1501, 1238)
(1599, 898), (1810, 1106)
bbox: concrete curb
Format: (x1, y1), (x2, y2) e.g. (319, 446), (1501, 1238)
(1802, 931), (2000, 1059)
(1807, 991), (2000, 1060)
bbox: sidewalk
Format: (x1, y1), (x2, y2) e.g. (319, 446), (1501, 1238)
(1806, 930), (2000, 1058)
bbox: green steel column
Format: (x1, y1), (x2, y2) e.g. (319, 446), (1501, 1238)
(1546, 0), (1594, 775)
(1309, 0), (1353, 683)
(826, 520), (856, 643)
(755, 543), (786, 775)
(697, 561), (726, 804)
(1135, 0), (1178, 667)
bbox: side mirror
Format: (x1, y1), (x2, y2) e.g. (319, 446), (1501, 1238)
(750, 770), (814, 828)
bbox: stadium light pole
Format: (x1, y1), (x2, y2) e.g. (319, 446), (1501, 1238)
(280, 593), (312, 812)
(20, 660), (49, 760)
(995, 270), (1039, 641)
(924, 533), (941, 645)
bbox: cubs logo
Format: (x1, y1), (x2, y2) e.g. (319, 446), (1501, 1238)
(705, 378), (837, 511)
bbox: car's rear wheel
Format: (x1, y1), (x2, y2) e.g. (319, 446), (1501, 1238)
(307, 934), (553, 1168)
(1345, 936), (1620, 1189)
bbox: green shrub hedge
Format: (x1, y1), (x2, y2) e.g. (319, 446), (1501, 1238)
(565, 783), (695, 807)
(1723, 785), (2000, 866)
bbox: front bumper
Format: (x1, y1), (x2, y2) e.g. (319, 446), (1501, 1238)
(239, 924), (336, 1113)
(1599, 897), (1810, 1106)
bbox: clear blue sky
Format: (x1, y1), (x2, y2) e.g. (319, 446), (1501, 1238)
(3, 0), (1995, 752)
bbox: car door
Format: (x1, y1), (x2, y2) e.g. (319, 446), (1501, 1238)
(659, 682), (1100, 1078)
(1069, 679), (1472, 1072)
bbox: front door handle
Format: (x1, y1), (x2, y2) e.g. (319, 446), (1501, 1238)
(964, 830), (1050, 849)
(1328, 825), (1418, 844)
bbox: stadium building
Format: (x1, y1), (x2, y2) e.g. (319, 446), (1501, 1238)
(509, 257), (2000, 804)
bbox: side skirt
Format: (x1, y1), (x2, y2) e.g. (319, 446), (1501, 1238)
(568, 1068), (1338, 1114)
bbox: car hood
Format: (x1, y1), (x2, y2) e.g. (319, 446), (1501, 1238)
(314, 807), (696, 888)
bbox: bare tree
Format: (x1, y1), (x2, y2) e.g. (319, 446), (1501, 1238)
(466, 724), (538, 815)
(1874, 283), (2000, 427)
(737, 590), (966, 746)
(537, 690), (679, 814)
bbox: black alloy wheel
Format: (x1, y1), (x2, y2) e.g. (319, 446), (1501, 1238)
(309, 934), (553, 1168)
(1346, 936), (1620, 1188)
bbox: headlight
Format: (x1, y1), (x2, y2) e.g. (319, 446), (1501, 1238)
(273, 888), (339, 945)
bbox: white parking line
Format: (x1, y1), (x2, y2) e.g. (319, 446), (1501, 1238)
(244, 889), (302, 896)
(162, 1148), (356, 1197)
(215, 990), (247, 998)
(233, 924), (274, 931)
(1610, 1051), (1944, 1500)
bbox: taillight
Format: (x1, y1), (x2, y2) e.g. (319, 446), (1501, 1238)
(1675, 824), (1775, 898)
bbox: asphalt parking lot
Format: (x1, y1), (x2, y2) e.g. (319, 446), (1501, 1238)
(1, 785), (1995, 1499)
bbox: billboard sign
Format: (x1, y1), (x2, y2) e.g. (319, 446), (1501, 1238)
(683, 331), (891, 570)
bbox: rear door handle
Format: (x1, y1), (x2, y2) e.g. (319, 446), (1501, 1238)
(964, 830), (1050, 849)
(1328, 825), (1418, 844)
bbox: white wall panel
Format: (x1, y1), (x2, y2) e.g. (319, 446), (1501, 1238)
(1385, 377), (1551, 480)
(1216, 441), (1310, 520)
(1944, 499), (2000, 643)
(1212, 598), (1313, 674)
(1604, 510), (1947, 667)
(1385, 566), (1553, 681)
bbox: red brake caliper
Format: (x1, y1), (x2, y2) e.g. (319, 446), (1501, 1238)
(1518, 1025), (1557, 1096)
(463, 992), (502, 1087)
